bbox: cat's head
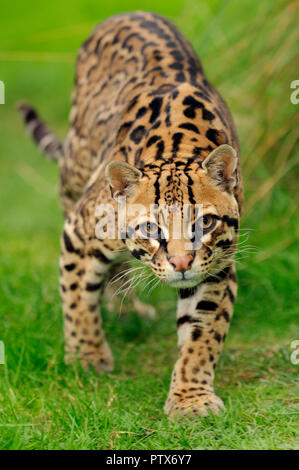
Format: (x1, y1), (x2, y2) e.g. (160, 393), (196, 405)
(106, 144), (239, 288)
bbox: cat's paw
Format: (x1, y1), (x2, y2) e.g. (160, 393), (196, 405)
(164, 392), (225, 420)
(65, 341), (114, 374)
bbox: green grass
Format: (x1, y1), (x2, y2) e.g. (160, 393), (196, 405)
(0, 0), (298, 450)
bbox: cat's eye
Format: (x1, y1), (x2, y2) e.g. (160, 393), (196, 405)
(194, 214), (217, 234)
(202, 215), (215, 228)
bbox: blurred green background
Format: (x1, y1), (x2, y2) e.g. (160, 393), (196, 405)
(0, 0), (298, 450)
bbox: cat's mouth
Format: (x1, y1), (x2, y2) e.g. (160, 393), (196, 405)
(164, 271), (204, 288)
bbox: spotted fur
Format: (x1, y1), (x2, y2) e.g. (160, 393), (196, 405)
(20, 11), (243, 419)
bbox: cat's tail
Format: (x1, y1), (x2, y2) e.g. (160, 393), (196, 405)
(18, 102), (63, 162)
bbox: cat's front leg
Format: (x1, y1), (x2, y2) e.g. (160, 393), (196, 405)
(164, 264), (237, 419)
(60, 214), (116, 373)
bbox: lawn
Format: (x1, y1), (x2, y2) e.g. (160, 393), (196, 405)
(0, 0), (298, 450)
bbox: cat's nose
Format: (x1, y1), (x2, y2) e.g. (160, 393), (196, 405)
(169, 255), (193, 272)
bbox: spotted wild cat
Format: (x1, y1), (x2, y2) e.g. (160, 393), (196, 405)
(19, 11), (243, 419)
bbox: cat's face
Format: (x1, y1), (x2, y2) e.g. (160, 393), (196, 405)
(106, 145), (240, 288)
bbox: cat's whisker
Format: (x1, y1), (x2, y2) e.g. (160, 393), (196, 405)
(115, 268), (148, 297)
(117, 270), (151, 312)
(147, 277), (161, 295)
(110, 266), (144, 285)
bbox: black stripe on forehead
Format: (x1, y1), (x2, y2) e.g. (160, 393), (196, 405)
(185, 172), (196, 205)
(154, 171), (161, 205)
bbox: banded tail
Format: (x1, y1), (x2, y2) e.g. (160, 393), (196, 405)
(18, 102), (63, 162)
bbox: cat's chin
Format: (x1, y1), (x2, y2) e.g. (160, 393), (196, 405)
(166, 277), (203, 289)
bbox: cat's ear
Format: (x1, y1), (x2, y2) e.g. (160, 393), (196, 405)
(202, 144), (238, 191)
(105, 161), (143, 200)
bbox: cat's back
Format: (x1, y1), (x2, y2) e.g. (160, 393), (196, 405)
(69, 11), (216, 154)
(63, 12), (241, 209)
